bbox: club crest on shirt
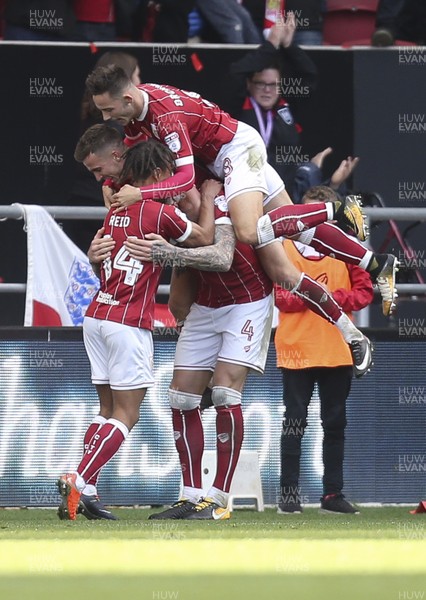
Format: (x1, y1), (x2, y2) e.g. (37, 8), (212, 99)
(277, 106), (293, 125)
(164, 131), (181, 153)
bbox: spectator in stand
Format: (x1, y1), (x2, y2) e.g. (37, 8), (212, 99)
(241, 0), (325, 45)
(230, 13), (318, 199)
(293, 147), (360, 204)
(73, 0), (115, 42)
(372, 0), (426, 46)
(195, 0), (262, 44)
(275, 185), (374, 515)
(3, 0), (76, 40)
(286, 0), (325, 46)
(131, 1), (194, 43)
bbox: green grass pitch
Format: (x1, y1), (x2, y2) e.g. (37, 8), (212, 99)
(0, 506), (424, 600)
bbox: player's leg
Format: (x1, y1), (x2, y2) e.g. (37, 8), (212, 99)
(256, 242), (373, 377)
(301, 223), (398, 316)
(58, 320), (153, 520)
(57, 384), (113, 521)
(278, 368), (315, 514)
(184, 297), (273, 520)
(149, 304), (220, 520)
(59, 386), (147, 521)
(212, 124), (348, 245)
(318, 366), (359, 514)
(184, 362), (246, 521)
(148, 371), (212, 520)
(78, 384), (118, 521)
(265, 181), (398, 316)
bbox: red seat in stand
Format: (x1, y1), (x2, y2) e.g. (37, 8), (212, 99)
(323, 0), (379, 45)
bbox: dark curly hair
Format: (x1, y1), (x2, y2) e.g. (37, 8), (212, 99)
(119, 140), (176, 186)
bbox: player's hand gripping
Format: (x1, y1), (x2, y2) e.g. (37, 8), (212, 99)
(88, 227), (115, 264)
(124, 233), (172, 264)
(200, 179), (223, 201)
(102, 185), (115, 209)
(111, 184), (142, 212)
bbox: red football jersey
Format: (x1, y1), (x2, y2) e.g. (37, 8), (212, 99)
(86, 201), (191, 329)
(124, 83), (238, 199)
(194, 196), (272, 308)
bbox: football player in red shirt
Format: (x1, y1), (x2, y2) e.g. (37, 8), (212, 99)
(120, 146), (373, 520)
(57, 137), (215, 521)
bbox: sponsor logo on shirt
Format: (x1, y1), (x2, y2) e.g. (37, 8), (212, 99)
(96, 291), (119, 306)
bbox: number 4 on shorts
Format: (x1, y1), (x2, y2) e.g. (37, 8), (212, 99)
(241, 319), (254, 341)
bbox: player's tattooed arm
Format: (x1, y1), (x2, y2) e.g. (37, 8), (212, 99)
(124, 224), (235, 272)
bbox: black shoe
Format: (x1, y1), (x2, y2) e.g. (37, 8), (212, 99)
(350, 334), (373, 378)
(148, 499), (197, 520)
(183, 497), (231, 520)
(320, 494), (360, 514)
(77, 494), (118, 521)
(57, 499), (70, 520)
(277, 499), (303, 514)
(334, 195), (368, 241)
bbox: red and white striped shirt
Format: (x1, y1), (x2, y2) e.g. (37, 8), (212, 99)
(124, 84), (238, 200)
(86, 201), (191, 329)
(194, 197), (272, 308)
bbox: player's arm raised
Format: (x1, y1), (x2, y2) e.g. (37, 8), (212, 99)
(112, 122), (196, 210)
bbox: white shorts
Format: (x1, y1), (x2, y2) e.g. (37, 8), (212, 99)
(207, 122), (284, 205)
(83, 316), (154, 390)
(174, 295), (274, 374)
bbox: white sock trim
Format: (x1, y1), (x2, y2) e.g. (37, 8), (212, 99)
(92, 415), (107, 425)
(359, 249), (373, 270)
(82, 484), (97, 496)
(108, 418), (129, 439)
(211, 386), (242, 407)
(207, 486), (229, 508)
(326, 202), (335, 221)
(336, 314), (362, 343)
(182, 486), (203, 503)
(296, 228), (316, 246)
(72, 471), (86, 492)
(169, 389), (202, 410)
(256, 214), (275, 245)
